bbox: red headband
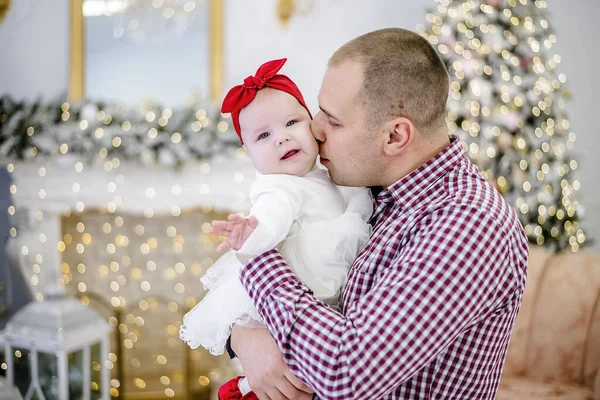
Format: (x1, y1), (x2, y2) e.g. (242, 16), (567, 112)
(221, 58), (312, 143)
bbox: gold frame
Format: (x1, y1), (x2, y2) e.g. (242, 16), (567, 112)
(0, 0), (11, 24)
(69, 0), (224, 103)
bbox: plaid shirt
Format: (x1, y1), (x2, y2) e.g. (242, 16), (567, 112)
(240, 136), (529, 400)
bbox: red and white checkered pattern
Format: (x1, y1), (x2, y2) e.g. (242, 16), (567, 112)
(240, 137), (529, 400)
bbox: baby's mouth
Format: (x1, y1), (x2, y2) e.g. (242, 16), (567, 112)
(281, 149), (300, 160)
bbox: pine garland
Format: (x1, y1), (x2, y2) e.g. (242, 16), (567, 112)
(0, 94), (240, 168)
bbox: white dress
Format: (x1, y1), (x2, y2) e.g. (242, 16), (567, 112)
(179, 166), (372, 355)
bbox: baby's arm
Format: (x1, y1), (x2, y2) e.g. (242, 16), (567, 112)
(212, 187), (300, 256)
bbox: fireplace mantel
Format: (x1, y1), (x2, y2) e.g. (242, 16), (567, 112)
(4, 154), (256, 298)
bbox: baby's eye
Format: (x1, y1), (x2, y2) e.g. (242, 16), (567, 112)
(328, 120), (341, 128)
(286, 120), (297, 127)
(258, 132), (270, 140)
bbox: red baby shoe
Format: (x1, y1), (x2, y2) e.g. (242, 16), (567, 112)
(218, 376), (258, 400)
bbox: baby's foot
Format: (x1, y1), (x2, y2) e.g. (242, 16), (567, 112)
(218, 376), (258, 400)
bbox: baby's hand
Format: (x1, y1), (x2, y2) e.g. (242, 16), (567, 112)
(211, 214), (259, 252)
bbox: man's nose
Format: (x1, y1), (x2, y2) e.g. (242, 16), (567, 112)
(311, 112), (326, 143)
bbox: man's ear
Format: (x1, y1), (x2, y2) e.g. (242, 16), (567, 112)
(382, 117), (413, 156)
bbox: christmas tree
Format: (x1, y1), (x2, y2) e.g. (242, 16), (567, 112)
(418, 0), (586, 252)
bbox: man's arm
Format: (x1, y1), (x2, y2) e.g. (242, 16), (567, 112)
(239, 205), (514, 400)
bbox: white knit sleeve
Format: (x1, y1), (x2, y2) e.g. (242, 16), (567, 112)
(236, 175), (302, 255)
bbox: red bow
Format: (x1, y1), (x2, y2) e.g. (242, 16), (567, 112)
(221, 58), (312, 143)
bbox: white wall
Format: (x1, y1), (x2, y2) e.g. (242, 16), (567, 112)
(549, 1), (600, 251)
(224, 0), (427, 113)
(0, 0), (598, 250)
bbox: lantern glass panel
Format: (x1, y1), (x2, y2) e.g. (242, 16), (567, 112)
(37, 351), (58, 400)
(13, 348), (30, 397)
(68, 349), (84, 399)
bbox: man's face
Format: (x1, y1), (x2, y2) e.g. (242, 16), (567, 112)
(240, 89), (318, 176)
(312, 61), (382, 187)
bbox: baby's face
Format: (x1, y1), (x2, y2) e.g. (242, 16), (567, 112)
(239, 89), (318, 176)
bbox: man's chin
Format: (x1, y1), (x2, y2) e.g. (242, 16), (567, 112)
(326, 170), (344, 186)
(329, 171), (361, 188)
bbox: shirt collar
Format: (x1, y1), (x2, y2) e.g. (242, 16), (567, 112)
(378, 135), (464, 211)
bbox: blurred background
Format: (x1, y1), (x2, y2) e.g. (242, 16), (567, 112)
(0, 0), (598, 399)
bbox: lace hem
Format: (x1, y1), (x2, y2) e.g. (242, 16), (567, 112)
(179, 302), (263, 356)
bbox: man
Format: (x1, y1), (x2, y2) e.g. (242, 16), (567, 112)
(228, 28), (529, 399)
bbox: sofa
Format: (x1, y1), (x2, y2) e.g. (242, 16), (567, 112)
(496, 246), (600, 400)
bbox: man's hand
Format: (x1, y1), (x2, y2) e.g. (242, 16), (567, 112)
(231, 325), (314, 400)
(211, 214), (259, 252)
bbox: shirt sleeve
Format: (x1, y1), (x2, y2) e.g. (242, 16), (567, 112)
(236, 177), (302, 256)
(239, 205), (515, 400)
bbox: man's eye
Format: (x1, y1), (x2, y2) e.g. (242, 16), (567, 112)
(286, 120), (296, 127)
(258, 132), (270, 140)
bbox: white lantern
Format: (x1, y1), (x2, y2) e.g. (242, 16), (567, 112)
(3, 287), (111, 400)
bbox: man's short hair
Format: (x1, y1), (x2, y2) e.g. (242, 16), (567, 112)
(329, 28), (449, 133)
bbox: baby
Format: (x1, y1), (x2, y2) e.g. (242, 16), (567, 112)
(180, 58), (371, 400)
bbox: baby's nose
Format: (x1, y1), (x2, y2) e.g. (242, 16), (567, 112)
(277, 135), (291, 146)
